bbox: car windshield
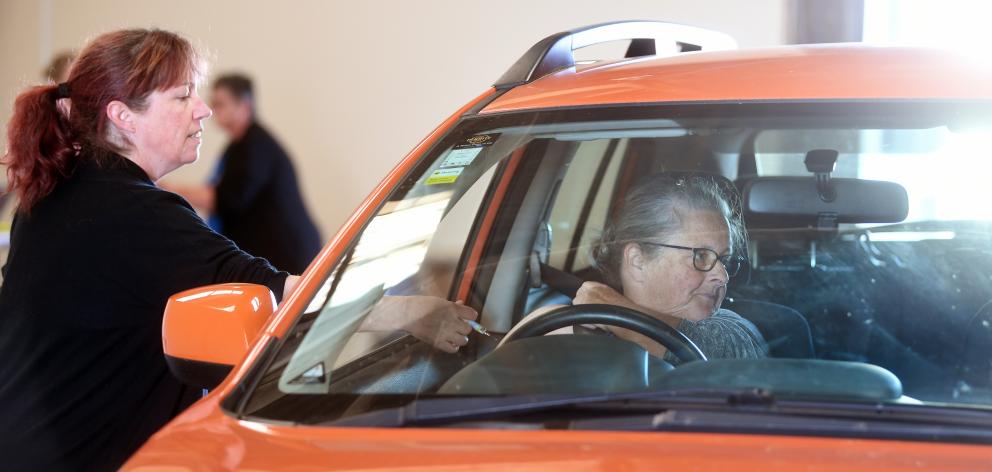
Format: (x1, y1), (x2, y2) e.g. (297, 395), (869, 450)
(238, 101), (992, 427)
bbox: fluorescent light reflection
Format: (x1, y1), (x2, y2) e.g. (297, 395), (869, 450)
(858, 128), (992, 222)
(868, 231), (956, 242)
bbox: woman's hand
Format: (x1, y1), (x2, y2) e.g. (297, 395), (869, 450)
(362, 296), (479, 353)
(574, 281), (676, 323)
(573, 281), (676, 358)
(574, 281), (630, 306)
(283, 275), (300, 298)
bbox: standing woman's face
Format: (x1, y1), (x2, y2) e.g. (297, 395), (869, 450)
(128, 82), (212, 180)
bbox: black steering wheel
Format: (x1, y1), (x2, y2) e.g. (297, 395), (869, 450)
(502, 304), (708, 363)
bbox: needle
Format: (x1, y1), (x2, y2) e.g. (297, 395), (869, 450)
(466, 319), (490, 337)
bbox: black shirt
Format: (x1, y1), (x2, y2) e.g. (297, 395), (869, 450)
(215, 122), (321, 274)
(0, 155), (289, 471)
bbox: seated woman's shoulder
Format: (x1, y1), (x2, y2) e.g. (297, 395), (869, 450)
(711, 309), (760, 332)
(681, 309), (768, 359)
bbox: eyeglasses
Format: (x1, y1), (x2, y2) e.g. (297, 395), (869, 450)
(639, 242), (746, 277)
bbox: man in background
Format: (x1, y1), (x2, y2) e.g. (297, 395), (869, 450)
(168, 74), (322, 274)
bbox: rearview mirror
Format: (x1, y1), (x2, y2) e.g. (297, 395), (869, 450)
(162, 283), (276, 390)
(741, 177), (909, 228)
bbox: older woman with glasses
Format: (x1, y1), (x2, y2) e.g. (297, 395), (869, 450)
(521, 173), (766, 364)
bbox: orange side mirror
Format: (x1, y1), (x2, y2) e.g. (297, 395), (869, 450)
(162, 283), (276, 389)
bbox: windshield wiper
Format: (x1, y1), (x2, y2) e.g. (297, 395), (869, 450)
(573, 399), (992, 445)
(322, 388), (772, 427)
(574, 407), (992, 444)
(320, 388), (992, 444)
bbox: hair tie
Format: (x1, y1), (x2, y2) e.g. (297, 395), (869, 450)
(55, 82), (71, 99)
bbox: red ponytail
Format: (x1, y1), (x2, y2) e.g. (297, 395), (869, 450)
(3, 85), (77, 211)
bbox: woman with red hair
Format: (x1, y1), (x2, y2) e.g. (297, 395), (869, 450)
(0, 29), (475, 471)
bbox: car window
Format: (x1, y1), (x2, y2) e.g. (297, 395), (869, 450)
(278, 142), (504, 392)
(241, 101), (992, 425)
(547, 138), (626, 273)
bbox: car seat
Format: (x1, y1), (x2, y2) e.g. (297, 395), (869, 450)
(723, 298), (815, 358)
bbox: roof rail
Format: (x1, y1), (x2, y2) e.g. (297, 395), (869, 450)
(494, 21), (737, 90)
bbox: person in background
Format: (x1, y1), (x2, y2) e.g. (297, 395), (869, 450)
(165, 74), (321, 274)
(44, 50), (76, 83)
(0, 29), (475, 471)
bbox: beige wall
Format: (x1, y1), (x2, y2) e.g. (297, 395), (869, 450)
(1, 0), (792, 241)
(0, 1), (42, 158)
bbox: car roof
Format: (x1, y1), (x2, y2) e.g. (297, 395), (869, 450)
(481, 44), (992, 114)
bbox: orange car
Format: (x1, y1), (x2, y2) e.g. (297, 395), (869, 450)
(124, 22), (992, 470)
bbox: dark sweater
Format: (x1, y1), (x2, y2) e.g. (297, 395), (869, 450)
(215, 122), (322, 274)
(0, 154), (288, 471)
(663, 309), (768, 365)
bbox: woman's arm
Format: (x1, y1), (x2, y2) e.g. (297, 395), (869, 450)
(359, 296), (478, 353)
(280, 275), (475, 353)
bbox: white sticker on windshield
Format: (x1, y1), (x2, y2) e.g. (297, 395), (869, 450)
(439, 146), (484, 168)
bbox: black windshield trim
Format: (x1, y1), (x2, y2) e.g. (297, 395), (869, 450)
(250, 391), (992, 444)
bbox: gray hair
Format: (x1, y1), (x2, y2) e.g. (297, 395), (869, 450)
(590, 174), (746, 289)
